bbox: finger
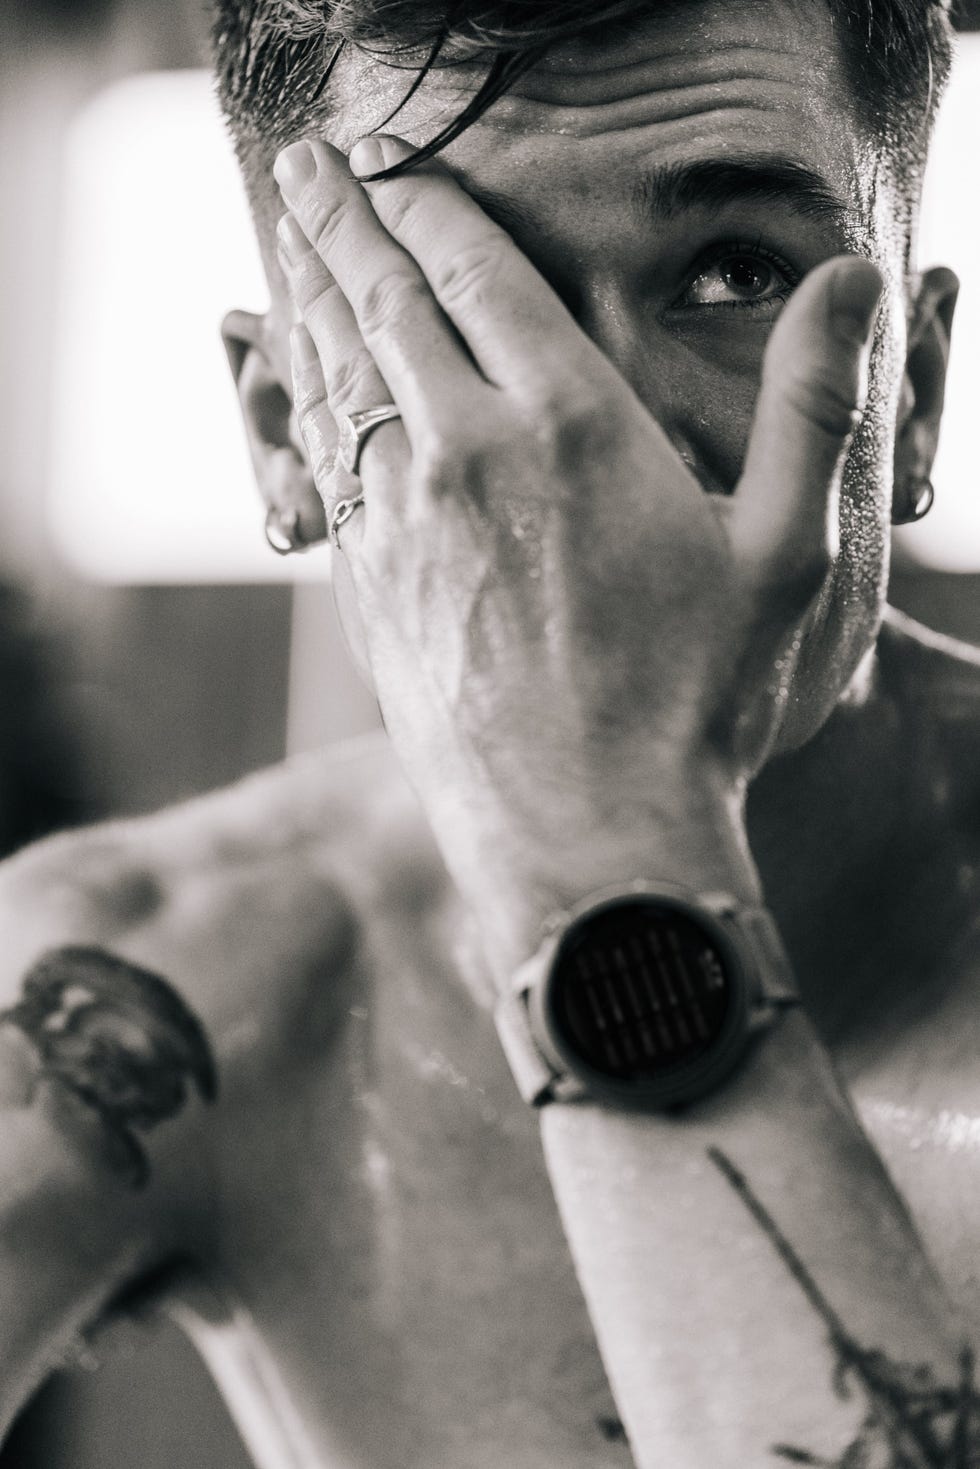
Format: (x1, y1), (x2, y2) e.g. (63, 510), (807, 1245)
(288, 321), (349, 511)
(279, 216), (408, 518)
(349, 135), (602, 394)
(732, 255), (884, 591)
(275, 138), (486, 434)
(289, 327), (364, 556)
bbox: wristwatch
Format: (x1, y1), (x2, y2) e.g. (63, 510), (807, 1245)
(494, 880), (799, 1110)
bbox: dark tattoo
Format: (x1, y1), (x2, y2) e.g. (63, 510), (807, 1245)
(0, 946), (217, 1189)
(708, 1147), (980, 1468)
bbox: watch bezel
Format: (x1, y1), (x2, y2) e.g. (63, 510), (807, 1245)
(526, 888), (756, 1109)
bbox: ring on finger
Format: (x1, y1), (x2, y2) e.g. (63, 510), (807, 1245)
(338, 405), (402, 475)
(329, 495), (366, 550)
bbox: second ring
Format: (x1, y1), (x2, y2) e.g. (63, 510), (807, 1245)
(337, 404), (402, 476)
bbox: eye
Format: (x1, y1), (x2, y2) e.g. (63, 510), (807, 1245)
(679, 244), (798, 310)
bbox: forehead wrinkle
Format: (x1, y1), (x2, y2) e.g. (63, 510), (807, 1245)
(632, 157), (862, 233)
(506, 52), (814, 112)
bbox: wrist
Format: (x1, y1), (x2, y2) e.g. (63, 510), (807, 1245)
(442, 780), (762, 989)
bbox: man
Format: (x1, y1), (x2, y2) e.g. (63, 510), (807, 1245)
(1, 0), (978, 1464)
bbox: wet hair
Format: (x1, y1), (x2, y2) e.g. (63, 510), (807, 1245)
(210, 0), (954, 222)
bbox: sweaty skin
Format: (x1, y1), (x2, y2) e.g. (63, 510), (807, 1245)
(3, 698), (979, 1469)
(1, 2), (978, 1466)
(256, 0), (902, 766)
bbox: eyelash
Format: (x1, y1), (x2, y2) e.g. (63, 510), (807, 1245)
(675, 236), (801, 312)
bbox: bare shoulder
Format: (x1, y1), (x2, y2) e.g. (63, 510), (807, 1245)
(881, 602), (980, 699)
(879, 604), (980, 819)
(1, 729), (406, 899)
(0, 730), (443, 1299)
(0, 740), (417, 1429)
(0, 732), (432, 1064)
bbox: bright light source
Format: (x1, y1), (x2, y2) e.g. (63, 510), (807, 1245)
(896, 32), (980, 571)
(47, 70), (329, 583)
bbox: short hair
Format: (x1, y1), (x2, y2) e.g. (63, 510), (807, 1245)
(211, 0), (954, 235)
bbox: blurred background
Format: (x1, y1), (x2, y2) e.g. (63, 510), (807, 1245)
(0, 0), (978, 1465)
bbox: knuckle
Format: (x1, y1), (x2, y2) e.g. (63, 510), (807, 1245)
(533, 390), (623, 470)
(322, 352), (381, 413)
(377, 184), (426, 239)
(290, 349), (326, 417)
(357, 269), (427, 339)
(307, 435), (337, 486)
(289, 254), (337, 312)
(291, 369), (324, 419)
(295, 403), (333, 478)
(414, 430), (501, 501)
(308, 191), (350, 258)
(431, 240), (505, 312)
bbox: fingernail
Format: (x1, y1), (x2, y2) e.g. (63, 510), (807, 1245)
(276, 212), (309, 265)
(290, 324), (318, 368)
(274, 140), (317, 198)
(831, 260), (884, 347)
(349, 137), (385, 177)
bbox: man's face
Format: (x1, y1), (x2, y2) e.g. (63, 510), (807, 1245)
(252, 0), (933, 750)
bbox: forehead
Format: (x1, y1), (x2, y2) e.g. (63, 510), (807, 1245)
(323, 0), (872, 233)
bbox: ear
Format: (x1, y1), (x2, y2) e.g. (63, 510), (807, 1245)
(221, 308), (327, 547)
(892, 266), (959, 523)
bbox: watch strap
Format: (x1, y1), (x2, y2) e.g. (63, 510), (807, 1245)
(494, 985), (573, 1107)
(702, 897), (799, 1009)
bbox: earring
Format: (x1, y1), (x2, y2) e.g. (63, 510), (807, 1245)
(893, 477), (935, 526)
(264, 505), (308, 555)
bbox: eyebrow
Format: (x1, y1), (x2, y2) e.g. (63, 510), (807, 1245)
(463, 155), (861, 248)
(630, 157), (859, 231)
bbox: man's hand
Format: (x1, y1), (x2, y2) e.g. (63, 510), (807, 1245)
(273, 134), (882, 947)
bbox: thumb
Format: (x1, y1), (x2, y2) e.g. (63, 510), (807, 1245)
(731, 255), (884, 592)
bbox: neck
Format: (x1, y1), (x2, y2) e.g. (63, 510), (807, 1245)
(746, 616), (972, 1046)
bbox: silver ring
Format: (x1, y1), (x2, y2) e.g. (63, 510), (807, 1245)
(338, 404), (402, 476)
(329, 495), (365, 550)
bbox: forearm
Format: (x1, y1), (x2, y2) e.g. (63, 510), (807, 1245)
(455, 823), (969, 1468)
(0, 1067), (163, 1436)
(540, 1006), (966, 1468)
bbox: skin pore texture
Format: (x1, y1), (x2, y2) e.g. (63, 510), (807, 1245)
(2, 2), (978, 1466)
(710, 1147), (980, 1466)
(239, 0), (948, 768)
(213, 6), (980, 1461)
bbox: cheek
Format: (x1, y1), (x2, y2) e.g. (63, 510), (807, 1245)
(644, 329), (770, 495)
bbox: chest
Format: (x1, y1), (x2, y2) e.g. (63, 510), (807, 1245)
(199, 908), (633, 1469)
(189, 865), (980, 1469)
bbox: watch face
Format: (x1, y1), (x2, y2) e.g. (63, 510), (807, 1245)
(546, 897), (737, 1086)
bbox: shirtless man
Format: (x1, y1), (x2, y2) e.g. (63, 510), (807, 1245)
(2, 0), (979, 1465)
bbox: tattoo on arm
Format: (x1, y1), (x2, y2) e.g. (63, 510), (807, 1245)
(708, 1147), (979, 1467)
(0, 946), (218, 1190)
